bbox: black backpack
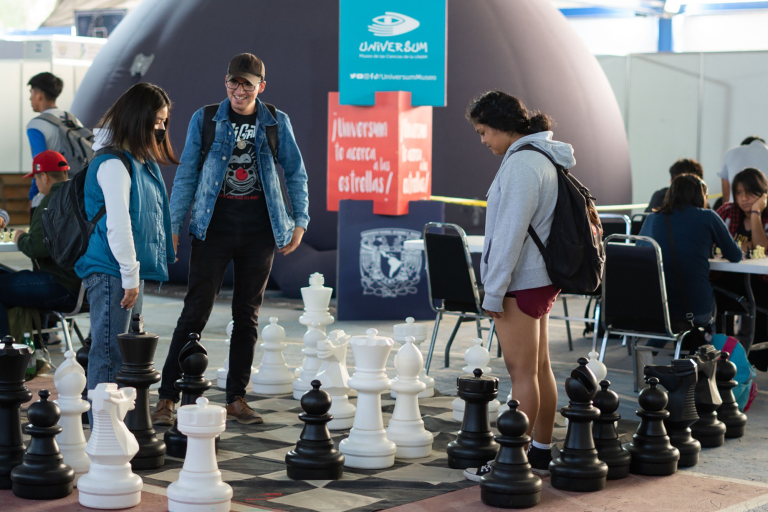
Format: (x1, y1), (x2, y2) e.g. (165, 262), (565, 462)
(41, 148), (132, 269)
(37, 112), (95, 176)
(515, 144), (605, 294)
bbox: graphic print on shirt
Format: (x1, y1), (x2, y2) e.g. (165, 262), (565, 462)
(220, 121), (261, 199)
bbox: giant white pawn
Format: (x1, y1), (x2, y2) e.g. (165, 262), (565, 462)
(54, 350), (91, 486)
(293, 322), (326, 400)
(452, 338), (500, 423)
(316, 330), (355, 430)
(299, 273), (335, 331)
(587, 350), (607, 382)
(251, 318), (294, 395)
(78, 384), (142, 509)
(218, 321), (256, 389)
(340, 329), (397, 469)
(387, 336), (434, 458)
(392, 317), (434, 398)
(167, 397), (232, 512)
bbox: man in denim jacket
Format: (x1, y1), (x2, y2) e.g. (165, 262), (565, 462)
(153, 53), (309, 425)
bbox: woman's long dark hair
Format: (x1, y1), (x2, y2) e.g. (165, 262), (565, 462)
(97, 83), (179, 165)
(656, 174), (708, 214)
(465, 90), (552, 135)
(732, 167), (768, 199)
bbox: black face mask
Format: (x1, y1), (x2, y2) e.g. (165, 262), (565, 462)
(154, 128), (166, 144)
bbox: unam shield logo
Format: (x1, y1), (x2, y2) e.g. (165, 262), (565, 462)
(368, 12), (420, 37)
(360, 228), (422, 298)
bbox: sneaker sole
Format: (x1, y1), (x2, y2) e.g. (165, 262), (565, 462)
(227, 414), (263, 425)
(463, 469), (483, 482)
(531, 467), (550, 476)
(151, 416), (174, 426)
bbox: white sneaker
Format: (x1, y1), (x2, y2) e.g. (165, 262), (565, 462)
(463, 461), (493, 482)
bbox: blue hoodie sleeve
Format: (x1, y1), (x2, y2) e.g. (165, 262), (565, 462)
(27, 128), (47, 200)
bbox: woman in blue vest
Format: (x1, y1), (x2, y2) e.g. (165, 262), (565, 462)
(75, 83), (177, 401)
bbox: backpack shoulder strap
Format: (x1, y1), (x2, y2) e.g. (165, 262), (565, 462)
(263, 102), (279, 165)
(89, 148), (133, 225)
(199, 104), (220, 172)
(36, 112), (65, 128)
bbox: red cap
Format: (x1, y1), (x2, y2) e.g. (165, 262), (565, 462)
(24, 150), (70, 179)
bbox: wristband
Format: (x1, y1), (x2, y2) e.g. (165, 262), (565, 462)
(752, 210), (762, 216)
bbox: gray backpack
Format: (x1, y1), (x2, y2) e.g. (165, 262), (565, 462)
(37, 112), (95, 176)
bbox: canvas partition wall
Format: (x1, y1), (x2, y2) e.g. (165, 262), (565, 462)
(597, 51), (768, 207)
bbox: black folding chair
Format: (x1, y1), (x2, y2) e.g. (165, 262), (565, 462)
(600, 234), (695, 391)
(550, 213), (630, 352)
(631, 213), (651, 235)
(423, 222), (496, 373)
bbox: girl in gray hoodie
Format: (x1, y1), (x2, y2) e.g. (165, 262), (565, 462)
(465, 91), (576, 479)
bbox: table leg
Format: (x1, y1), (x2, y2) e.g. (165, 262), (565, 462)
(744, 273), (756, 354)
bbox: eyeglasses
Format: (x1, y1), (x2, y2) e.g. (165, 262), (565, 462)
(226, 78), (261, 92)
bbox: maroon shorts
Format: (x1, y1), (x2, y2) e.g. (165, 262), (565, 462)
(505, 285), (561, 319)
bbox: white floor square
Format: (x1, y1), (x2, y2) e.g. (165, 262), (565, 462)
(148, 467), (256, 483)
(372, 463), (466, 485)
(269, 488), (381, 512)
(258, 469), (365, 488)
(246, 426), (304, 444)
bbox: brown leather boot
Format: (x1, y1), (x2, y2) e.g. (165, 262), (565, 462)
(225, 397), (264, 425)
(151, 398), (175, 426)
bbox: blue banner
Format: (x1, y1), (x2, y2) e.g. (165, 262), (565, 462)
(339, 0), (447, 107)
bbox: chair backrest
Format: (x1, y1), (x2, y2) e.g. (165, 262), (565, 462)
(62, 282), (88, 316)
(423, 222), (482, 314)
(631, 213), (650, 235)
(599, 213), (631, 239)
(602, 234), (674, 336)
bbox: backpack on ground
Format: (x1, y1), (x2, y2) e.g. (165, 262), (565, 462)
(711, 334), (758, 412)
(41, 148), (132, 269)
(514, 144), (605, 295)
(37, 112), (95, 175)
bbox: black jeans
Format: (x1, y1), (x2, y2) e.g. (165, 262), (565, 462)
(158, 228), (275, 404)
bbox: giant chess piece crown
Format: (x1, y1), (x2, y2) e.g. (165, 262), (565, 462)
(0, 335), (32, 489)
(391, 317), (433, 398)
(644, 359), (700, 467)
(167, 397), (232, 512)
(54, 350), (91, 485)
(386, 336), (434, 458)
(165, 333), (214, 458)
(452, 339), (499, 423)
(78, 383), (143, 509)
(480, 400), (542, 509)
(116, 314), (166, 470)
(688, 345), (726, 447)
(251, 317), (295, 395)
(316, 330), (355, 430)
(293, 322), (327, 400)
(299, 273), (335, 330)
(716, 351), (747, 439)
(549, 358), (608, 492)
(624, 377), (680, 476)
(592, 380), (631, 480)
(447, 368), (500, 469)
(286, 380), (345, 480)
(340, 329), (397, 469)
(11, 390), (74, 499)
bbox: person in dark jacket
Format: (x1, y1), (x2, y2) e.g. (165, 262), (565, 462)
(640, 174), (741, 326)
(0, 150), (81, 338)
(645, 158), (704, 212)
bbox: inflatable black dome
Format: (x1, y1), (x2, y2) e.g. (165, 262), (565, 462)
(72, 0), (630, 294)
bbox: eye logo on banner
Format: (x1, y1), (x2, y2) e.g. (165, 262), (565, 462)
(368, 12), (420, 37)
(359, 228), (422, 298)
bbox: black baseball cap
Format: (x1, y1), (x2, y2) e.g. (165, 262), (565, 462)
(227, 53), (264, 85)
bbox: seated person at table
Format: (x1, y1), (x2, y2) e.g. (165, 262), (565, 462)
(0, 151), (81, 338)
(715, 167), (768, 338)
(0, 208), (7, 229)
(645, 158), (704, 212)
(639, 174), (741, 328)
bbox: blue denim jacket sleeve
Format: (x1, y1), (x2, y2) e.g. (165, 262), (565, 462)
(169, 108), (204, 234)
(276, 111), (310, 230)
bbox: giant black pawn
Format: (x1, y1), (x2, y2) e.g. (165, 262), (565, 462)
(549, 358), (608, 492)
(286, 380), (344, 480)
(0, 336), (33, 489)
(116, 314), (166, 469)
(165, 333), (214, 458)
(716, 351), (747, 439)
(11, 390), (74, 499)
(688, 345), (726, 447)
(624, 377), (679, 476)
(75, 337), (92, 425)
(480, 400), (542, 509)
(592, 380), (631, 480)
(644, 359), (700, 467)
(447, 369), (499, 469)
